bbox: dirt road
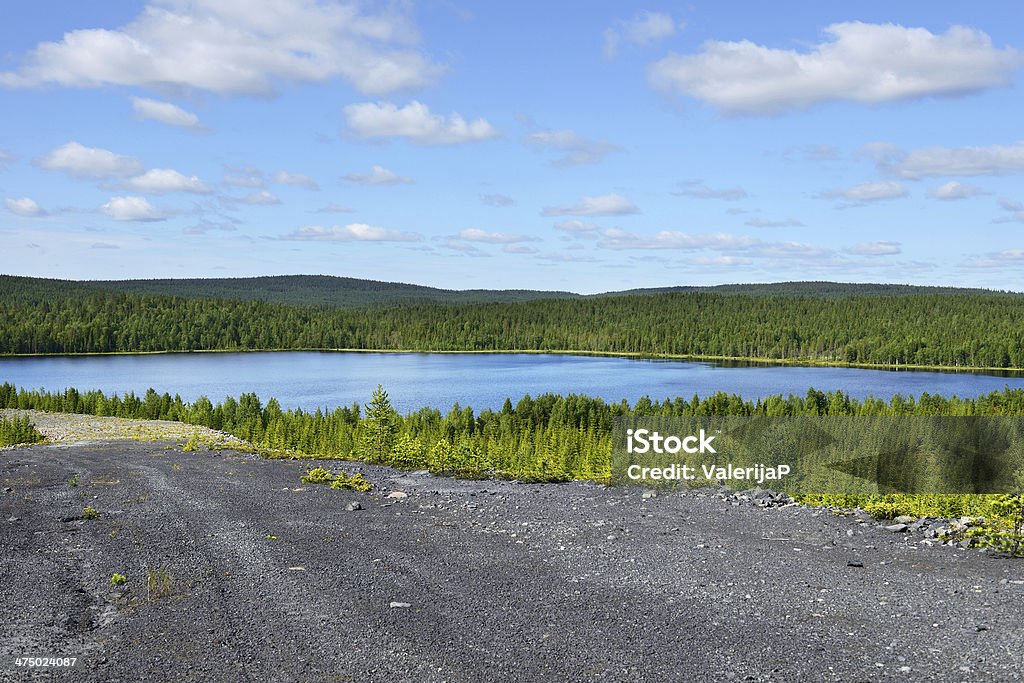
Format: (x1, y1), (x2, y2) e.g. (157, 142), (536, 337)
(1, 419), (1022, 681)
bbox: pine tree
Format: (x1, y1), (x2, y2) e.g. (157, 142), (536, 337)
(360, 385), (397, 463)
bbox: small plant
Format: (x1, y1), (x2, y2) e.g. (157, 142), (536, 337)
(180, 434), (202, 452)
(82, 506), (100, 520)
(69, 473), (79, 488)
(110, 573), (127, 587)
(146, 567), (174, 601)
(171, 463), (182, 471)
(300, 466), (334, 484)
(330, 471), (373, 492)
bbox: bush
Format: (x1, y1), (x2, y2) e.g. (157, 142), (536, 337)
(300, 466), (333, 484)
(0, 416), (45, 447)
(110, 573), (127, 587)
(82, 506), (100, 520)
(329, 471), (372, 492)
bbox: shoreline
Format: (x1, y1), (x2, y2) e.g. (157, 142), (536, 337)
(2, 346), (1023, 376)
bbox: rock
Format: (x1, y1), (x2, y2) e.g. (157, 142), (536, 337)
(893, 516), (916, 525)
(6, 516), (19, 522)
(641, 490), (656, 499)
(386, 491), (408, 499)
(847, 560), (864, 568)
(389, 601), (412, 609)
(346, 502), (362, 511)
(2, 487), (12, 493)
(885, 524), (908, 533)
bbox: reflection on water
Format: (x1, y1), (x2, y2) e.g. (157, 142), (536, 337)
(2, 351), (1023, 414)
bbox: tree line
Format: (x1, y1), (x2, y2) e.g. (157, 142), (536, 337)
(4, 382), (1024, 482)
(3, 279), (1024, 368)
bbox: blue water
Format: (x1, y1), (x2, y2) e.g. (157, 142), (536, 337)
(1, 351), (1022, 413)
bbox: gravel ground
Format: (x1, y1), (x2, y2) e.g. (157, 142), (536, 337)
(1, 413), (1022, 682)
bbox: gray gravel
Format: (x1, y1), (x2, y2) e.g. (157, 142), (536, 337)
(1, 435), (1023, 682)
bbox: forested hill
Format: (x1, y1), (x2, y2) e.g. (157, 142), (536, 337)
(87, 275), (580, 308)
(2, 275), (1015, 309)
(3, 274), (1024, 369)
(610, 282), (1014, 299)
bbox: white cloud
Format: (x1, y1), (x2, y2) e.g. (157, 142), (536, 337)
(691, 255), (753, 266)
(823, 180), (908, 203)
(344, 100), (498, 145)
(0, 150), (12, 171)
(523, 129), (620, 166)
(649, 22), (1020, 115)
(869, 141), (1024, 178)
(37, 141), (142, 178)
(457, 228), (537, 244)
(283, 223), (421, 242)
(963, 248), (1024, 268)
(0, 0), (442, 96)
(929, 181), (985, 200)
(503, 244), (539, 255)
(480, 193), (514, 207)
(553, 219), (600, 238)
(125, 168), (211, 194)
(599, 228), (758, 251)
(272, 170), (318, 190)
(223, 166), (264, 188)
(745, 217), (803, 228)
(993, 197), (1024, 224)
(317, 203), (355, 213)
(101, 195), (166, 221)
(542, 193), (639, 217)
(5, 197), (45, 217)
(604, 11), (678, 59)
(240, 190), (281, 205)
(131, 97), (201, 129)
(845, 241), (902, 256)
(443, 241), (491, 258)
(673, 181), (748, 201)
(343, 164), (414, 186)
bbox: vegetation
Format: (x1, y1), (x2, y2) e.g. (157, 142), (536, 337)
(110, 573), (127, 587)
(82, 506), (100, 520)
(69, 473), (79, 487)
(146, 567), (174, 601)
(0, 416), (46, 446)
(329, 472), (372, 492)
(4, 276), (1024, 369)
(0, 274), (576, 309)
(300, 466), (334, 485)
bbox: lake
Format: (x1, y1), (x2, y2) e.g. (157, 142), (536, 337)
(1, 351), (1023, 414)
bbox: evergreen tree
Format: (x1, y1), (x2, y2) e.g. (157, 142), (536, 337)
(360, 385), (397, 463)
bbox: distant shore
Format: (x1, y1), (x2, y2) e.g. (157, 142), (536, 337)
(3, 346), (1023, 376)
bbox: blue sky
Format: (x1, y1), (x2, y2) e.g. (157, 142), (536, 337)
(2, 1), (1023, 293)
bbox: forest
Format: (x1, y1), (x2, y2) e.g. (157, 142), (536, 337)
(2, 275), (1024, 368)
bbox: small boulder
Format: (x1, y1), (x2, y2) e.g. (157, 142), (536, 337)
(386, 491), (408, 499)
(885, 523), (908, 533)
(346, 502), (362, 511)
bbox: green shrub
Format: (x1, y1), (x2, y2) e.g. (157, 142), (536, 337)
(300, 466), (333, 484)
(329, 471), (372, 492)
(82, 506), (100, 520)
(69, 473), (79, 488)
(110, 573), (127, 587)
(0, 416), (45, 447)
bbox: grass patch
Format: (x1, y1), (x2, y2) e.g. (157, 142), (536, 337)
(146, 567), (174, 601)
(82, 505), (100, 520)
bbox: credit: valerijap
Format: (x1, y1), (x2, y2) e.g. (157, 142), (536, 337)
(626, 463), (792, 485)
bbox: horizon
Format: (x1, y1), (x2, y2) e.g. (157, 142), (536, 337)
(3, 2), (1024, 291)
(4, 271), (1022, 297)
